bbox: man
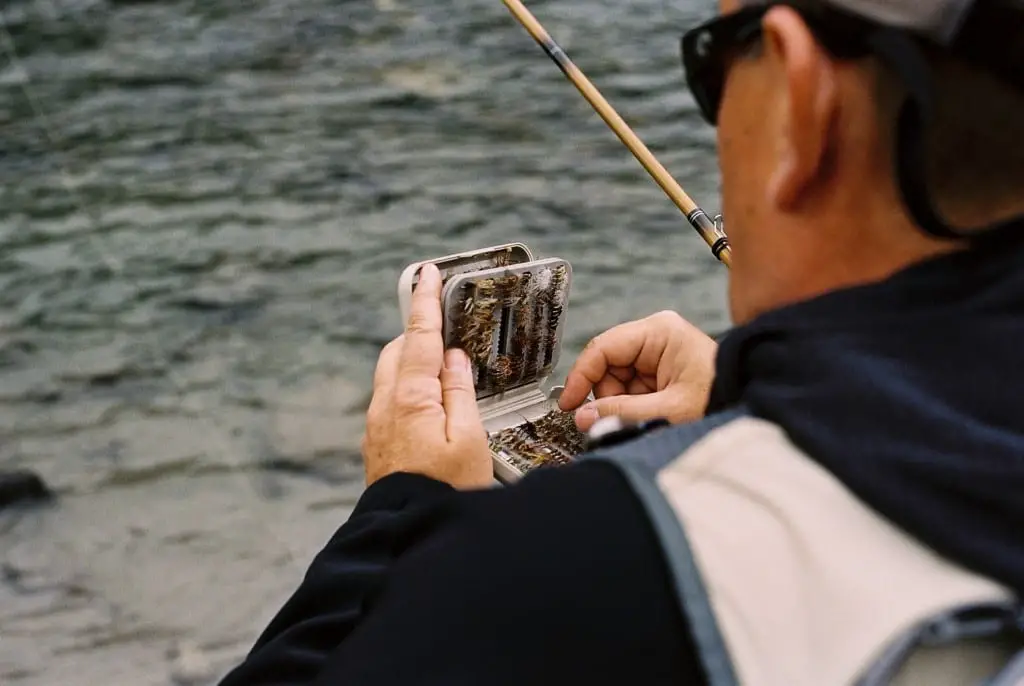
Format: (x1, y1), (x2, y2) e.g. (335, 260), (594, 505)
(220, 0), (1024, 684)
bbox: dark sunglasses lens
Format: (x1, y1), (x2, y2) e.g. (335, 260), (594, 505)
(681, 28), (723, 124)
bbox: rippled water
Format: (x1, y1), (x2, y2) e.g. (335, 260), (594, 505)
(0, 0), (729, 683)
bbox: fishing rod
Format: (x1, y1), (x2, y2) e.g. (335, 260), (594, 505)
(500, 0), (733, 268)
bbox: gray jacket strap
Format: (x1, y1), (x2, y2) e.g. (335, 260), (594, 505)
(986, 647), (1024, 686)
(584, 408), (748, 686)
(854, 601), (1024, 686)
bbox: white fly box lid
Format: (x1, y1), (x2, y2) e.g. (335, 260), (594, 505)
(440, 258), (572, 404)
(397, 243), (533, 326)
(397, 244), (585, 484)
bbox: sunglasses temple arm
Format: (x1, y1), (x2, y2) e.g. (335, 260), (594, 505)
(500, 0), (732, 268)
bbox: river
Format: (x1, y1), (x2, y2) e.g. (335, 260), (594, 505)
(0, 0), (728, 683)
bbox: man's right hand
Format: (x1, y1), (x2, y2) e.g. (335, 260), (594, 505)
(558, 311), (718, 432)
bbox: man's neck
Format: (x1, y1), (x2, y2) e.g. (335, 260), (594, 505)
(781, 204), (965, 311)
(734, 188), (1024, 324)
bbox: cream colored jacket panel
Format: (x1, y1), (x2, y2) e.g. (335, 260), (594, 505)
(595, 414), (1015, 686)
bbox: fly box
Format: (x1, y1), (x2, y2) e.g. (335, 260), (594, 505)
(397, 243), (588, 484)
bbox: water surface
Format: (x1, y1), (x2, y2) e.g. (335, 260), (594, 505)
(0, 0), (729, 682)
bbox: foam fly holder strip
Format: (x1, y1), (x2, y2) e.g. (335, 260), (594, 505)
(398, 243), (587, 484)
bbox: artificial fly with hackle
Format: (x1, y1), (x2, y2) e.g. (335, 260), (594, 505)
(487, 408), (586, 473)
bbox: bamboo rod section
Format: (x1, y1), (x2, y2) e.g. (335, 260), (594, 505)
(500, 0), (732, 267)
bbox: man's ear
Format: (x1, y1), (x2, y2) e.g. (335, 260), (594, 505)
(762, 6), (839, 211)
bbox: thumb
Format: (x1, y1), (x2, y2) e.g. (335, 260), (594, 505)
(574, 392), (675, 432)
(441, 349), (483, 442)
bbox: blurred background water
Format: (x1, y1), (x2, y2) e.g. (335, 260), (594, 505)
(0, 0), (729, 683)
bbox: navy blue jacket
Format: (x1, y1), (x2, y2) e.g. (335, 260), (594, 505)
(219, 222), (1024, 685)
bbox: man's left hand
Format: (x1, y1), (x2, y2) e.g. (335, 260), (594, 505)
(361, 263), (493, 489)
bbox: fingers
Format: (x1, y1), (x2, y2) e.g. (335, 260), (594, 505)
(560, 315), (670, 410)
(440, 348), (483, 444)
(593, 375), (627, 400)
(361, 264), (494, 491)
(574, 391), (676, 432)
(373, 335), (404, 394)
(398, 263), (445, 380)
(367, 335), (404, 422)
(560, 322), (642, 410)
(626, 376), (653, 396)
(608, 366), (637, 384)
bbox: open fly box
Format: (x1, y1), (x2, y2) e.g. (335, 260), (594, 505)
(398, 243), (588, 484)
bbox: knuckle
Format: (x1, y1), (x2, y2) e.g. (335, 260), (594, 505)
(391, 394), (417, 413)
(393, 381), (437, 413)
(582, 332), (605, 353)
(381, 336), (403, 355)
(650, 309), (684, 326)
(405, 312), (438, 335)
(441, 375), (474, 395)
(581, 322), (633, 360)
(589, 317), (641, 349)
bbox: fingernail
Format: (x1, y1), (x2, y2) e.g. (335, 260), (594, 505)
(418, 263), (440, 287)
(576, 404), (600, 425)
(445, 348), (470, 373)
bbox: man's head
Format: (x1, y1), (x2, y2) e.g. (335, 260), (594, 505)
(688, 0), (1024, 324)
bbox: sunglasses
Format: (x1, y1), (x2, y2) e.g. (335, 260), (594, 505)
(681, 2), (876, 125)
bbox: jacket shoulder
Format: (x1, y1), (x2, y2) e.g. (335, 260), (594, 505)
(586, 411), (1016, 686)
